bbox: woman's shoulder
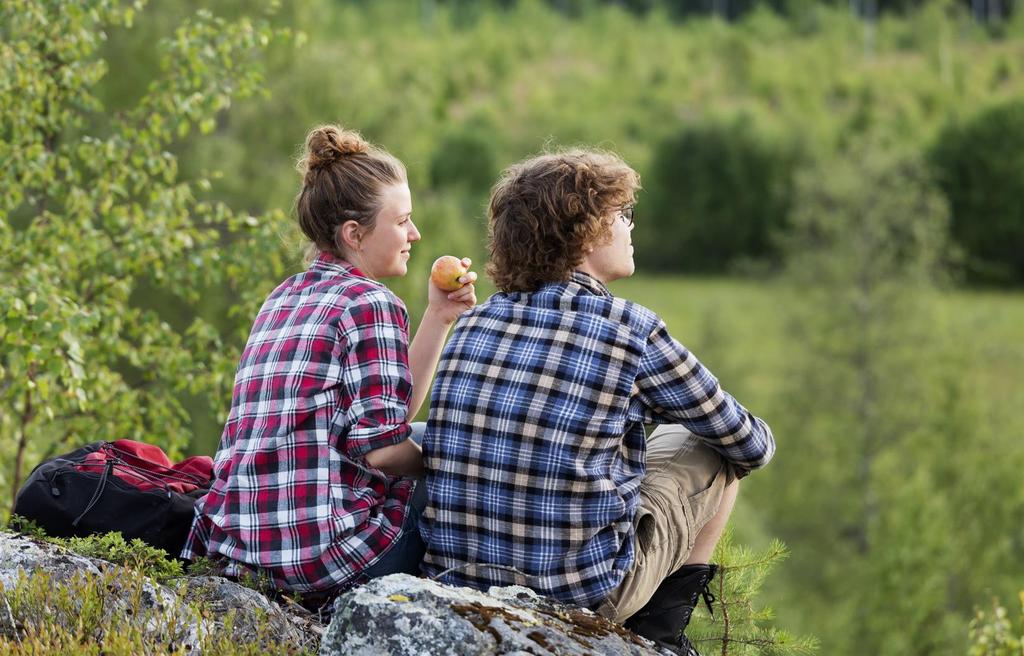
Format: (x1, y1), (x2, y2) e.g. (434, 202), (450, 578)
(298, 262), (404, 307)
(344, 277), (405, 310)
(261, 266), (407, 327)
(329, 278), (409, 334)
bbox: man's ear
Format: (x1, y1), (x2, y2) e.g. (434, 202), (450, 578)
(336, 220), (363, 252)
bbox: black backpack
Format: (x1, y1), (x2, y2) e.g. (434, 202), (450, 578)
(13, 441), (213, 556)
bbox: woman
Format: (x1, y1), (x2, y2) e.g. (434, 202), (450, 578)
(182, 125), (477, 598)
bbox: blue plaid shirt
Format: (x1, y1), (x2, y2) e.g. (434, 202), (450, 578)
(420, 271), (774, 608)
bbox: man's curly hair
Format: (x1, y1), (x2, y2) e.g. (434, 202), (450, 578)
(486, 149), (641, 293)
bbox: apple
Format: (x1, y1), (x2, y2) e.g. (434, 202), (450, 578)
(430, 255), (469, 292)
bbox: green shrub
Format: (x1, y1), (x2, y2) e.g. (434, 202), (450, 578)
(429, 127), (500, 195)
(3, 515), (48, 541)
(931, 101), (1024, 284)
(635, 119), (799, 273)
(3, 521), (185, 582)
(771, 146), (961, 655)
(0, 0), (296, 504)
(688, 530), (819, 655)
(58, 532), (185, 582)
(969, 593), (1024, 655)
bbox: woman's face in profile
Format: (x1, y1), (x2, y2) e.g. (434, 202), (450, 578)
(358, 183), (420, 279)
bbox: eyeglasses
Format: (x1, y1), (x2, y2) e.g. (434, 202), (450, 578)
(618, 205), (635, 228)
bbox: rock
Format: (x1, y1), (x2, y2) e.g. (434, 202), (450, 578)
(0, 531), (321, 654)
(0, 531), (203, 650)
(0, 530), (104, 589)
(321, 574), (664, 656)
(0, 532), (662, 655)
(180, 575), (325, 652)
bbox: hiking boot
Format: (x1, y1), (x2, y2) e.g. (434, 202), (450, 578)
(624, 563), (718, 656)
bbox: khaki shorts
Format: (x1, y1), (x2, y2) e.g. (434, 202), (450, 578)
(595, 425), (734, 623)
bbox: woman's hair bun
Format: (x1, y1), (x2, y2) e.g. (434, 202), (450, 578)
(302, 124), (370, 171)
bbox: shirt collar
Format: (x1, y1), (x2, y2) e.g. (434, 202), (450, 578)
(309, 251), (370, 280)
(567, 270), (613, 297)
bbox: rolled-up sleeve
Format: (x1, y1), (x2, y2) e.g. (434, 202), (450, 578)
(337, 289), (413, 459)
(633, 320), (775, 475)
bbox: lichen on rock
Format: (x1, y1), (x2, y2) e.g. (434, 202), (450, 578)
(320, 574), (663, 656)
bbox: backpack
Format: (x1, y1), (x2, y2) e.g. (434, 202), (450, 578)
(13, 440), (214, 556)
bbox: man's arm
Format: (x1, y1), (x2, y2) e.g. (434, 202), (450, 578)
(632, 320), (775, 476)
(364, 438), (424, 477)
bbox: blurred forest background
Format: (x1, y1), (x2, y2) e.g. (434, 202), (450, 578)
(3, 0), (1024, 653)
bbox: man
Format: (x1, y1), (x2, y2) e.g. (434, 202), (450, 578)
(419, 149), (775, 655)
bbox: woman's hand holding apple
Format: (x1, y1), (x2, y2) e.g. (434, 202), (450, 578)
(427, 256), (477, 325)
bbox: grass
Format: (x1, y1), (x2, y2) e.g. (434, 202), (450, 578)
(938, 286), (1024, 406)
(610, 274), (791, 404)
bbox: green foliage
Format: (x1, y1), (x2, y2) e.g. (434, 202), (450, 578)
(0, 568), (311, 655)
(636, 119), (798, 272)
(0, 0), (295, 511)
(5, 516), (285, 598)
(781, 144), (951, 292)
(59, 532), (185, 582)
(235, 567), (277, 598)
(3, 1), (1022, 652)
(3, 520), (185, 582)
(688, 530), (819, 655)
(612, 272), (1024, 656)
(969, 593), (1024, 656)
(184, 555), (224, 577)
(183, 555), (287, 600)
(430, 126), (500, 195)
(762, 145), (1021, 655)
(3, 515), (48, 541)
(931, 100), (1024, 284)
(156, 0), (1024, 290)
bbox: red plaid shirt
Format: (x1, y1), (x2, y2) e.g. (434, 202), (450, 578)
(182, 252), (416, 592)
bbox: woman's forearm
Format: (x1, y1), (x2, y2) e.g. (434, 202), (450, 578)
(407, 307), (450, 418)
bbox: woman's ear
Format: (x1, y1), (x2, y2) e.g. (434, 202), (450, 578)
(336, 220), (363, 253)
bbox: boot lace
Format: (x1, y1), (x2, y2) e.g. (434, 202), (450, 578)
(674, 569), (717, 653)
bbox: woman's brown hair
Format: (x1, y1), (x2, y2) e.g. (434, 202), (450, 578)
(295, 124), (407, 258)
(486, 149), (640, 292)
